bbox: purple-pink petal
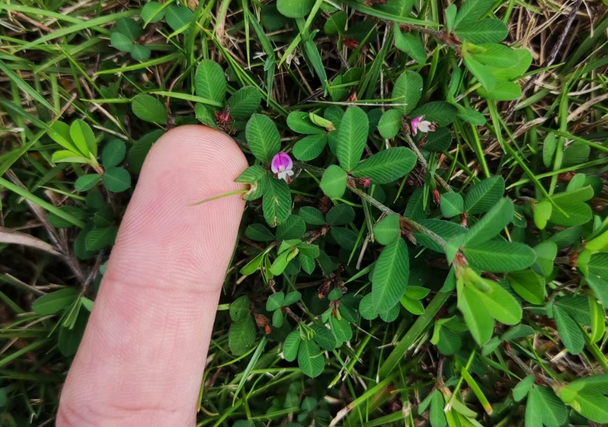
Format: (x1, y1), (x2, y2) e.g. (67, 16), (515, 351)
(411, 116), (423, 136)
(271, 152), (293, 174)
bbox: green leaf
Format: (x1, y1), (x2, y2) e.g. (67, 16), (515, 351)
(326, 205), (355, 226)
(165, 4), (194, 33)
(141, 2), (165, 24)
(337, 106), (369, 171)
(471, 278), (522, 324)
(267, 292), (285, 311)
(321, 165), (347, 198)
(230, 296), (250, 321)
(298, 339), (324, 378)
(513, 375), (535, 402)
(401, 295), (425, 315)
(330, 316), (352, 341)
(528, 386), (568, 427)
(75, 174), (102, 192)
(430, 390), (447, 427)
(51, 150), (90, 164)
(300, 254), (315, 274)
(69, 119), (96, 157)
(589, 253), (608, 280)
(464, 55), (496, 90)
(394, 26), (426, 64)
(351, 147), (416, 184)
(312, 324), (338, 351)
(425, 127), (453, 151)
(116, 17), (142, 39)
(131, 94), (166, 124)
(455, 19), (509, 44)
(293, 134), (327, 161)
(440, 193), (464, 218)
(32, 288), (79, 315)
(461, 198), (514, 246)
(589, 296), (606, 343)
(489, 48), (533, 80)
(330, 227), (357, 250)
(463, 240), (536, 272)
(533, 199), (552, 230)
(549, 198), (592, 227)
(299, 207), (325, 225)
(374, 214), (401, 245)
(194, 104), (218, 128)
(287, 111), (324, 135)
(49, 121), (79, 153)
(457, 280), (494, 345)
(103, 167), (131, 193)
(85, 226), (118, 251)
(417, 221), (469, 253)
(454, 0), (495, 28)
(245, 224), (275, 242)
(457, 107), (486, 125)
(263, 178), (292, 227)
(229, 315), (256, 355)
(465, 176), (505, 214)
(284, 291), (301, 306)
(102, 139), (126, 168)
(272, 309), (284, 327)
(471, 43), (519, 68)
(445, 4), (457, 32)
(195, 60), (226, 104)
(393, 70), (423, 115)
(110, 31), (133, 52)
(277, 0), (315, 18)
(563, 142), (590, 165)
(478, 80), (522, 101)
(532, 241), (557, 277)
(246, 114), (281, 163)
(226, 86), (261, 120)
(372, 238), (409, 313)
(566, 391), (608, 423)
(377, 109), (403, 139)
(410, 101), (458, 126)
(325, 11), (347, 34)
(276, 215), (306, 240)
(359, 294), (378, 320)
(127, 129), (163, 174)
(283, 330), (301, 362)
(508, 270), (545, 305)
(554, 306), (584, 354)
(130, 45), (151, 62)
(586, 275), (608, 307)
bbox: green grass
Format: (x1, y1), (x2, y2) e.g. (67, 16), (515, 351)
(1, 0), (608, 426)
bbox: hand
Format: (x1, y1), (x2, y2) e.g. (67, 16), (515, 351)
(57, 126), (248, 427)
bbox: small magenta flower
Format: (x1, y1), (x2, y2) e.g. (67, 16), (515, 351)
(271, 152), (294, 183)
(411, 116), (436, 136)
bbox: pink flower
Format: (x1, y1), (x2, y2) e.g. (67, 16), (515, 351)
(411, 116), (436, 136)
(271, 152), (294, 183)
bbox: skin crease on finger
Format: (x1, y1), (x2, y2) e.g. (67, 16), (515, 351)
(57, 126), (248, 427)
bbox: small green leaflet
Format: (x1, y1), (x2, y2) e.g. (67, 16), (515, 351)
(195, 60), (226, 104)
(131, 94), (166, 124)
(392, 70), (423, 115)
(246, 114), (281, 163)
(229, 315), (256, 355)
(371, 238), (409, 313)
(297, 339), (324, 378)
(374, 214), (400, 245)
(440, 193), (464, 218)
(351, 147), (416, 184)
(465, 175), (505, 214)
(463, 240), (536, 273)
(321, 165), (347, 198)
(336, 106), (369, 171)
(263, 178), (292, 227)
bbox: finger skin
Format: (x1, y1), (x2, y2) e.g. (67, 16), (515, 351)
(57, 126), (247, 427)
